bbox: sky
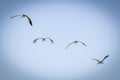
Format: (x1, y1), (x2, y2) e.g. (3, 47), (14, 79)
(0, 0), (120, 80)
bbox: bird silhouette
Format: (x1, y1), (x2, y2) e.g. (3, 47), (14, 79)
(92, 55), (109, 65)
(33, 37), (54, 44)
(65, 40), (87, 49)
(10, 14), (32, 26)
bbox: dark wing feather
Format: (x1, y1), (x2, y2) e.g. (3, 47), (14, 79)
(79, 41), (87, 47)
(26, 16), (32, 26)
(33, 38), (38, 43)
(49, 38), (54, 43)
(101, 55), (109, 62)
(33, 38), (45, 43)
(10, 15), (21, 18)
(46, 37), (54, 43)
(92, 58), (101, 62)
(65, 42), (74, 49)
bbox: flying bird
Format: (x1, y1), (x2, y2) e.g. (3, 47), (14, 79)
(33, 37), (54, 44)
(65, 40), (87, 49)
(10, 14), (32, 26)
(92, 55), (109, 65)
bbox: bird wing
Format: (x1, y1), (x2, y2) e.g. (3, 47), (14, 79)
(46, 37), (54, 43)
(79, 41), (87, 47)
(10, 15), (21, 18)
(101, 55), (109, 62)
(33, 38), (45, 43)
(25, 15), (32, 26)
(33, 38), (39, 43)
(92, 58), (101, 62)
(65, 42), (74, 49)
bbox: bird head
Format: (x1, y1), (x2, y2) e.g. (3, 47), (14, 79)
(21, 14), (26, 18)
(42, 38), (46, 42)
(74, 41), (79, 43)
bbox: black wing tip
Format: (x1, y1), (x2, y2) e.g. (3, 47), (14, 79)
(10, 16), (13, 18)
(30, 23), (33, 26)
(33, 40), (36, 43)
(29, 20), (32, 26)
(104, 55), (109, 58)
(33, 39), (37, 43)
(51, 40), (54, 43)
(84, 44), (87, 47)
(82, 43), (87, 47)
(10, 16), (16, 18)
(46, 37), (54, 43)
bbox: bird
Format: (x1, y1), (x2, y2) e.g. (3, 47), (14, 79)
(92, 55), (109, 65)
(10, 14), (32, 26)
(65, 40), (87, 49)
(33, 37), (54, 44)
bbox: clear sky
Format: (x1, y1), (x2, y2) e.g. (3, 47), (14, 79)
(0, 0), (120, 80)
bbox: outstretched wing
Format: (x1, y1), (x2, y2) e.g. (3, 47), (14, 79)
(101, 55), (109, 62)
(92, 58), (101, 63)
(10, 15), (21, 18)
(33, 38), (39, 43)
(25, 15), (32, 26)
(10, 14), (32, 26)
(33, 38), (44, 43)
(79, 41), (87, 47)
(46, 37), (54, 43)
(65, 42), (74, 49)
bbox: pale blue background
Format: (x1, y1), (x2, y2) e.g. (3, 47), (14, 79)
(0, 0), (120, 80)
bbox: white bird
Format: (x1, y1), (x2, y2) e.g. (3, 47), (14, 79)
(10, 14), (32, 26)
(33, 37), (54, 44)
(65, 40), (87, 49)
(92, 55), (109, 65)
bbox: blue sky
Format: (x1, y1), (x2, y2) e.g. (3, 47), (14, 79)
(0, 0), (120, 80)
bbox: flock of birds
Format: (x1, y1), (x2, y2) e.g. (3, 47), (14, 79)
(10, 14), (110, 65)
